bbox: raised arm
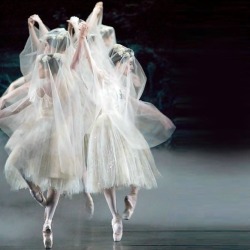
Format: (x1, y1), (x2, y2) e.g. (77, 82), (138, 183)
(31, 14), (49, 36)
(27, 16), (40, 50)
(87, 2), (103, 33)
(27, 15), (49, 50)
(71, 22), (95, 72)
(67, 16), (80, 40)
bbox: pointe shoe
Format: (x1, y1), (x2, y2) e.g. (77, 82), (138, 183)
(122, 194), (137, 220)
(30, 187), (47, 207)
(112, 215), (123, 242)
(84, 193), (94, 220)
(43, 221), (53, 249)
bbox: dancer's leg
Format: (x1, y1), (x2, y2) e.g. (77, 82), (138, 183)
(83, 171), (94, 219)
(104, 188), (123, 242)
(130, 185), (139, 196)
(104, 188), (118, 217)
(84, 192), (94, 219)
(123, 185), (139, 220)
(19, 170), (47, 206)
(43, 188), (60, 249)
(44, 188), (60, 223)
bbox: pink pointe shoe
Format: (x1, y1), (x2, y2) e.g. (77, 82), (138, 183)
(122, 194), (137, 220)
(112, 215), (123, 242)
(84, 192), (94, 220)
(30, 187), (47, 207)
(43, 220), (53, 249)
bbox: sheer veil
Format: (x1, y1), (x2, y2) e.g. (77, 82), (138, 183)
(3, 29), (85, 194)
(0, 29), (76, 133)
(78, 40), (175, 148)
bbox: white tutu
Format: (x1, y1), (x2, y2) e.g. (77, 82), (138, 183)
(4, 94), (84, 195)
(74, 41), (175, 194)
(86, 113), (160, 193)
(1, 29), (86, 195)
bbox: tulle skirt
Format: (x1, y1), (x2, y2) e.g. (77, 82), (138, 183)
(86, 112), (160, 193)
(4, 108), (84, 195)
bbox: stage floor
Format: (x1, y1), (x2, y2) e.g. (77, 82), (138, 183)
(1, 132), (250, 249)
(1, 227), (250, 250)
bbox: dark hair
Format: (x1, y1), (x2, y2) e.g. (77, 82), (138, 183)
(109, 44), (134, 66)
(101, 29), (113, 39)
(40, 54), (61, 75)
(46, 34), (70, 53)
(100, 25), (113, 39)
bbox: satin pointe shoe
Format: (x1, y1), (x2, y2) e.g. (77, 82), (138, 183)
(43, 220), (53, 249)
(112, 215), (123, 242)
(84, 192), (94, 220)
(122, 194), (137, 220)
(29, 186), (47, 207)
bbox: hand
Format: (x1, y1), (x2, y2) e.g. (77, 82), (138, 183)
(0, 97), (6, 110)
(70, 16), (79, 24)
(67, 16), (80, 28)
(28, 17), (35, 28)
(30, 14), (42, 24)
(79, 21), (88, 38)
(93, 2), (103, 16)
(6, 85), (15, 94)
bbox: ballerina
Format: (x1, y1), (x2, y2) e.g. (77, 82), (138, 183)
(87, 5), (175, 219)
(67, 3), (116, 219)
(67, 2), (114, 218)
(1, 16), (95, 222)
(1, 28), (85, 248)
(73, 23), (175, 242)
(67, 15), (99, 219)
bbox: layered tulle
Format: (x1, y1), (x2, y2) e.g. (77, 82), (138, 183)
(0, 15), (175, 196)
(74, 36), (176, 193)
(4, 96), (84, 194)
(1, 29), (86, 195)
(86, 113), (160, 193)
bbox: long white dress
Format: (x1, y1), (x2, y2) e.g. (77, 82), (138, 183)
(76, 41), (175, 194)
(1, 37), (85, 195)
(5, 92), (83, 195)
(86, 78), (160, 193)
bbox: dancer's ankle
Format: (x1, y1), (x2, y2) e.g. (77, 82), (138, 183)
(44, 219), (52, 225)
(113, 212), (120, 219)
(130, 187), (139, 196)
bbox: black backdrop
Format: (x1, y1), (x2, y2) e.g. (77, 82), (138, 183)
(0, 0), (249, 147)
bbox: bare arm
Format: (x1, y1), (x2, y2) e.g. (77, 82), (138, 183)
(6, 77), (26, 93)
(0, 97), (30, 119)
(67, 16), (80, 41)
(0, 83), (29, 109)
(6, 73), (32, 93)
(31, 14), (49, 36)
(28, 17), (40, 50)
(87, 2), (103, 32)
(28, 15), (49, 50)
(71, 22), (95, 72)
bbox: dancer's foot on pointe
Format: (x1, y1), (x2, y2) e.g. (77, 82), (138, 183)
(29, 186), (47, 207)
(112, 214), (123, 242)
(122, 194), (137, 220)
(43, 220), (53, 249)
(84, 192), (94, 220)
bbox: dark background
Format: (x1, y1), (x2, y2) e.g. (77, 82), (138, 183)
(0, 0), (249, 148)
